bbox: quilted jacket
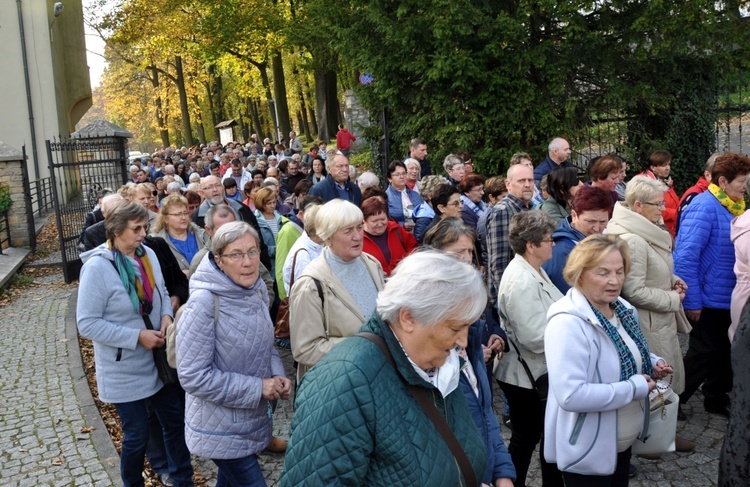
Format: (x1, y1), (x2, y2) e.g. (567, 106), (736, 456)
(281, 316), (487, 486)
(176, 253), (285, 460)
(674, 191), (736, 311)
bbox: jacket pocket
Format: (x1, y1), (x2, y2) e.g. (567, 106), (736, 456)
(116, 348), (122, 362)
(569, 412), (587, 445)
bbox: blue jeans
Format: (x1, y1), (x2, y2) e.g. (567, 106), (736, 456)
(213, 455), (266, 487)
(114, 383), (194, 487)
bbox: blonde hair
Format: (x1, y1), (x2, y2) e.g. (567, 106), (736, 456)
(314, 199), (363, 242)
(153, 194), (188, 233)
(563, 234), (631, 288)
(624, 175), (666, 209)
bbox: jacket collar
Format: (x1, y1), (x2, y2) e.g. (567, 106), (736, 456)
(608, 202), (672, 252)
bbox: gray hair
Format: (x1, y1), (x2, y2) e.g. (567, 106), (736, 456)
(443, 154), (464, 173)
(211, 221), (260, 256)
(163, 164), (175, 174)
(357, 171), (380, 189)
(349, 165), (358, 180)
(548, 137), (567, 153)
(100, 193), (124, 217)
(262, 177), (279, 188)
(418, 175), (449, 201)
(167, 181), (182, 193)
(377, 250), (486, 327)
(129, 165), (139, 173)
(404, 158), (420, 171)
(624, 175), (666, 208)
(105, 200), (149, 241)
(706, 153), (720, 173)
(423, 217), (476, 249)
(508, 210), (557, 255)
(189, 172), (201, 183)
(205, 204), (237, 230)
(314, 199), (363, 242)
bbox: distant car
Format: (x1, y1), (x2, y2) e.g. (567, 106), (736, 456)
(128, 152), (147, 164)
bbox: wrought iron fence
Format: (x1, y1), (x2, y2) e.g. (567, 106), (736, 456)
(0, 209), (11, 255)
(28, 177), (54, 218)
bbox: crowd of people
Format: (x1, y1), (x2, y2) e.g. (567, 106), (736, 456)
(76, 131), (750, 487)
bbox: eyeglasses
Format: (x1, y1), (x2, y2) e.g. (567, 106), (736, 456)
(220, 249), (260, 262)
(642, 201), (667, 209)
(539, 238), (555, 244)
(446, 200), (464, 207)
(128, 224), (150, 234)
(167, 211), (190, 218)
(391, 172), (406, 178)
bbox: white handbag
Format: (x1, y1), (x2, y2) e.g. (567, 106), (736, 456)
(631, 382), (678, 454)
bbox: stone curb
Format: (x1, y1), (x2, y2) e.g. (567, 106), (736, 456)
(65, 288), (121, 484)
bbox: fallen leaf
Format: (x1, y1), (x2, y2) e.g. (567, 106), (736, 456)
(59, 338), (69, 343)
(51, 457), (64, 466)
(80, 426), (95, 433)
(18, 448), (28, 452)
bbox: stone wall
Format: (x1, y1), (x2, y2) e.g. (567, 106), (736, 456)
(0, 142), (32, 248)
(342, 89), (370, 153)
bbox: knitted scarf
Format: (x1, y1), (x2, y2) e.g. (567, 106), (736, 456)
(708, 183), (746, 217)
(109, 241), (155, 314)
(589, 300), (653, 381)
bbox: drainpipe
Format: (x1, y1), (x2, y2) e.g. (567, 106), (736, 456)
(17, 0), (41, 180)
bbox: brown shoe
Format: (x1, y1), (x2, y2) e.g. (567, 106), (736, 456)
(266, 436), (288, 453)
(675, 436), (696, 452)
(636, 453), (661, 460)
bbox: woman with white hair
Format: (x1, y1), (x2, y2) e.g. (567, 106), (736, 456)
(283, 251), (488, 485)
(177, 221), (290, 485)
(289, 199), (385, 382)
(404, 158), (421, 191)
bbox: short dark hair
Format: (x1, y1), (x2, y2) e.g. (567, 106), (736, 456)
(647, 150), (672, 168)
(223, 178), (237, 189)
(362, 186), (388, 205)
(588, 155), (622, 181)
(432, 184), (460, 216)
(458, 173), (485, 194)
(712, 152), (750, 184)
(361, 195), (389, 220)
(387, 160), (407, 179)
(293, 179), (313, 196)
(546, 166), (580, 208)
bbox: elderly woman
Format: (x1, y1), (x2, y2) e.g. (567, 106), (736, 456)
(152, 194), (209, 276)
(730, 203), (750, 343)
(283, 251), (489, 485)
(289, 199), (385, 381)
(362, 196), (418, 276)
(385, 160), (424, 231)
(639, 150), (680, 238)
(77, 201), (194, 487)
(540, 166), (582, 223)
(421, 183), (463, 241)
(544, 234), (673, 485)
(413, 175), (448, 242)
(588, 154), (623, 212)
(458, 173), (487, 230)
(444, 153), (466, 186)
(177, 221), (290, 485)
(607, 176), (695, 454)
(404, 157), (421, 191)
(675, 152), (750, 417)
(284, 179), (313, 211)
(494, 210), (563, 487)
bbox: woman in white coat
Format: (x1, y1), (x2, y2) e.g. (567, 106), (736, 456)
(606, 176), (695, 454)
(545, 234), (673, 486)
(494, 210), (563, 487)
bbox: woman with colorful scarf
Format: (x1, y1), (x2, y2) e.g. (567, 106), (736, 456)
(544, 234), (673, 485)
(77, 200), (194, 487)
(639, 150), (680, 238)
(674, 152), (750, 418)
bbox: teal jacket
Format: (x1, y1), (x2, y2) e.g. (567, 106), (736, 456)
(281, 315), (486, 486)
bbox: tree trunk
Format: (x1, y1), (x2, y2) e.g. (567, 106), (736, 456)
(247, 97), (264, 141)
(303, 76), (318, 136)
(149, 67), (170, 148)
(325, 68), (340, 136)
(192, 95), (206, 145)
(314, 66), (329, 142)
(271, 50), (292, 142)
(298, 88), (312, 142)
(174, 56), (194, 146)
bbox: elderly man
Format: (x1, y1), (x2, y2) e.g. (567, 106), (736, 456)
(534, 137), (572, 186)
(222, 158), (252, 190)
(486, 164), (535, 304)
(357, 171), (380, 191)
(309, 153), (362, 205)
(192, 175), (271, 271)
(443, 154), (466, 186)
(162, 164), (185, 188)
(289, 131), (304, 155)
(407, 137), (431, 179)
(80, 194), (125, 251)
(283, 157), (306, 193)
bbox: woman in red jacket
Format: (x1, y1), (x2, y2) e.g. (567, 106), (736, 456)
(639, 150), (680, 238)
(362, 196), (418, 275)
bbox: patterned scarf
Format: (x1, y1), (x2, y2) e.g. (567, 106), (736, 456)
(108, 241), (155, 314)
(708, 183), (746, 217)
(589, 300), (653, 381)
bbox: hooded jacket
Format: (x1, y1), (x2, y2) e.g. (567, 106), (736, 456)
(77, 244), (172, 404)
(730, 211), (750, 341)
(607, 202), (691, 393)
(152, 223), (210, 272)
(543, 216), (586, 295)
(544, 288), (659, 476)
(176, 253), (285, 460)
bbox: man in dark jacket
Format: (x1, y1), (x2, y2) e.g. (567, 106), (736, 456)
(309, 154), (362, 206)
(534, 137), (572, 186)
(406, 137), (432, 179)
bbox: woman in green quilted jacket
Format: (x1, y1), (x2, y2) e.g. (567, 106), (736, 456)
(281, 250), (488, 486)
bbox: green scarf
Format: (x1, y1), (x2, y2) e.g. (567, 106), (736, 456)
(708, 183), (745, 217)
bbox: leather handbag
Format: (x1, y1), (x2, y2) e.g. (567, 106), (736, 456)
(275, 248), (308, 339)
(142, 312), (179, 386)
(508, 337), (548, 401)
(632, 381), (678, 454)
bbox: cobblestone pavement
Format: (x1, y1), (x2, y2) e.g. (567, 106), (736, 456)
(0, 266), (728, 486)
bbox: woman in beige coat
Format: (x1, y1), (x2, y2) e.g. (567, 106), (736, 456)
(289, 200), (385, 383)
(607, 175), (695, 454)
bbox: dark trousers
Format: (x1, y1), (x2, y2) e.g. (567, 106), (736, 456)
(680, 307), (733, 405)
(561, 448), (632, 487)
(146, 385), (185, 475)
(213, 455), (266, 487)
(114, 384), (194, 487)
(499, 381), (563, 487)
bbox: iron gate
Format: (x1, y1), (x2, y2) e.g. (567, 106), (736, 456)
(47, 137), (128, 283)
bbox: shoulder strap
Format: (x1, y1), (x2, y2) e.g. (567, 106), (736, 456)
(356, 332), (477, 487)
(289, 248), (309, 288)
(508, 337), (541, 394)
(394, 225), (406, 250)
